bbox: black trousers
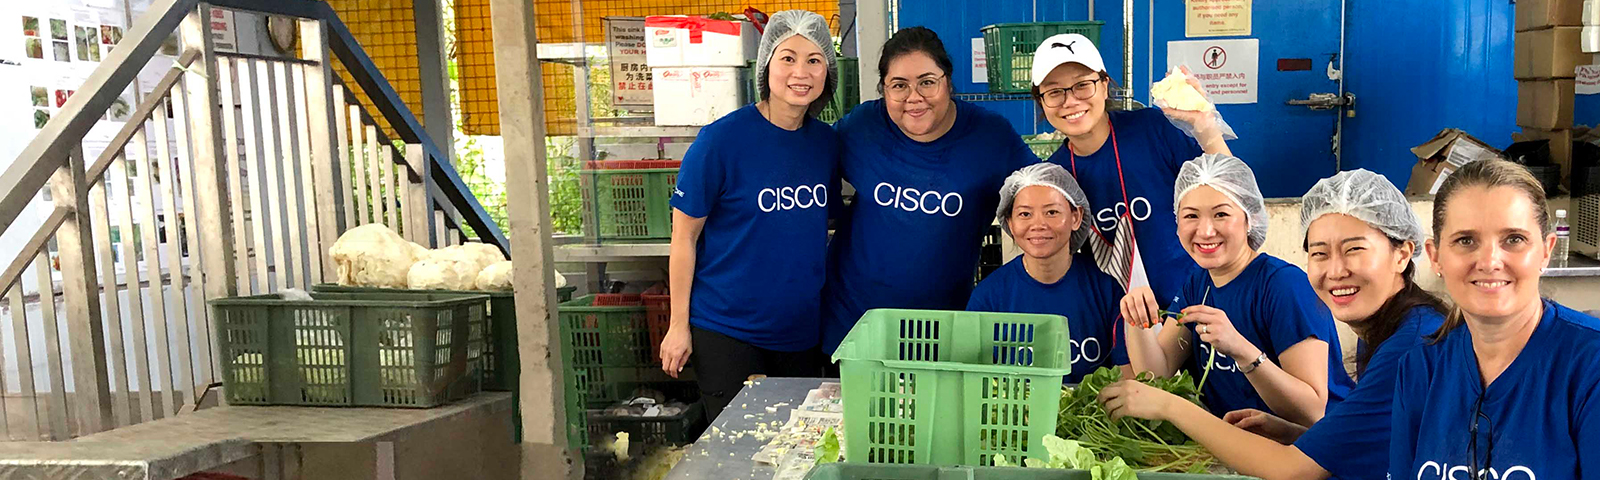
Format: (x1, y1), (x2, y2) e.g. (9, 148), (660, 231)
(689, 326), (823, 422)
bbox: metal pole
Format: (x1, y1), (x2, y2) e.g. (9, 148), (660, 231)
(1122, 0), (1135, 110)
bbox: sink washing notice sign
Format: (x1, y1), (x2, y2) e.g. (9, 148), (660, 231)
(1186, 0), (1251, 37)
(1167, 38), (1258, 104)
(605, 17), (652, 107)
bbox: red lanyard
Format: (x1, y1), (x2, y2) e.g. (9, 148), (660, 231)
(1071, 123), (1144, 350)
(1068, 122), (1138, 246)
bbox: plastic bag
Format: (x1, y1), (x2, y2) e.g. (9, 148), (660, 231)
(1150, 64), (1237, 141)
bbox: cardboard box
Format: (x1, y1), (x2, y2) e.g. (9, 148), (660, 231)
(1515, 27), (1583, 79)
(644, 16), (758, 67)
(1517, 79), (1576, 129)
(1406, 129), (1505, 196)
(1517, 127), (1576, 183)
(652, 67), (746, 126)
(1516, 0), (1584, 31)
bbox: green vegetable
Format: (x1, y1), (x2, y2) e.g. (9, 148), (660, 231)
(1006, 434), (1139, 480)
(814, 427), (840, 465)
(707, 12), (737, 21)
(1055, 366), (1215, 473)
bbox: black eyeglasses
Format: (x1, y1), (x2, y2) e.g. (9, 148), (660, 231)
(1467, 392), (1495, 480)
(1036, 77), (1105, 108)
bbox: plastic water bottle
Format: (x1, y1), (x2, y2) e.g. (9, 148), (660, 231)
(1553, 209), (1571, 268)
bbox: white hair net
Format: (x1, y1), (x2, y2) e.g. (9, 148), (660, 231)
(1300, 169), (1425, 258)
(1174, 153), (1268, 250)
(756, 11), (837, 104)
(997, 163), (1094, 252)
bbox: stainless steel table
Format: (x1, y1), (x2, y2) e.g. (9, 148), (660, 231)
(665, 377), (828, 480)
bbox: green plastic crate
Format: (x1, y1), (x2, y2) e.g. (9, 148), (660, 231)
(818, 57), (862, 124)
(804, 464), (1256, 480)
(559, 295), (658, 401)
(981, 22), (1105, 94)
(1024, 135), (1065, 160)
(744, 57), (862, 125)
(309, 284), (520, 392)
(210, 291), (487, 408)
(581, 166), (679, 241)
(831, 309), (1071, 467)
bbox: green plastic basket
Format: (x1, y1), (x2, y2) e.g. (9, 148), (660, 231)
(981, 22), (1105, 94)
(804, 464), (1256, 480)
(309, 284), (521, 392)
(210, 291), (487, 408)
(581, 165), (679, 241)
(831, 309), (1071, 467)
(559, 295), (658, 402)
(744, 57), (862, 125)
(1024, 135), (1065, 160)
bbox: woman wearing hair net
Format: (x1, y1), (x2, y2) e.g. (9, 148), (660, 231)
(819, 27), (1039, 361)
(660, 10), (839, 420)
(1029, 34), (1229, 330)
(967, 163), (1125, 384)
(1094, 169), (1446, 480)
(1108, 154), (1353, 428)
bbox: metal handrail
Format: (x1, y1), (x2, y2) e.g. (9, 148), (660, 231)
(207, 0), (507, 253)
(2, 0), (506, 254)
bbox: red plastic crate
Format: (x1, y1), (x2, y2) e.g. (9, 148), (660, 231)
(642, 294), (671, 363)
(592, 293), (643, 306)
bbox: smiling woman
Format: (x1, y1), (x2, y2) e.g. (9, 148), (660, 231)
(1388, 159), (1600, 480)
(1114, 154), (1353, 428)
(966, 163), (1124, 384)
(659, 10), (841, 422)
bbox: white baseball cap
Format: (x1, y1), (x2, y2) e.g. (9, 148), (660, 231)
(1030, 33), (1106, 86)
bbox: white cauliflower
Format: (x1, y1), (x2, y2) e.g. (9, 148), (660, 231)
(1151, 70), (1213, 112)
(427, 244), (505, 274)
(329, 224), (423, 288)
(407, 257), (480, 290)
(475, 261), (514, 291)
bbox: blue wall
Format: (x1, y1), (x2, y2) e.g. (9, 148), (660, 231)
(893, 0), (1518, 195)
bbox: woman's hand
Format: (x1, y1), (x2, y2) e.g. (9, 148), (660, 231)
(1180, 304), (1260, 360)
(1099, 379), (1180, 422)
(1119, 286), (1162, 329)
(659, 324), (692, 378)
(1223, 408), (1309, 445)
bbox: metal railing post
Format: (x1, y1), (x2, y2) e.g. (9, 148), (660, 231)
(182, 3), (239, 385)
(52, 146), (114, 435)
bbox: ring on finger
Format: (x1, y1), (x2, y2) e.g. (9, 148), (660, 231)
(1200, 325), (1209, 334)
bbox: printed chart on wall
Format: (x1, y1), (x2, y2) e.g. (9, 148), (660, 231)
(1186, 0), (1251, 38)
(1167, 38), (1258, 104)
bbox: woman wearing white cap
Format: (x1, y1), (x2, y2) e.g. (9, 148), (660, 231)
(968, 163), (1125, 384)
(1089, 169), (1446, 480)
(1027, 34), (1230, 335)
(819, 27), (1039, 359)
(1108, 154), (1353, 428)
(659, 10), (839, 421)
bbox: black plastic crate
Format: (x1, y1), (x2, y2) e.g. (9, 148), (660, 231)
(586, 401), (705, 447)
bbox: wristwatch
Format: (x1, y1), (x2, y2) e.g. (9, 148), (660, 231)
(1238, 352), (1268, 374)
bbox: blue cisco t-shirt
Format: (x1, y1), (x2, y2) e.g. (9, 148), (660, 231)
(670, 105), (839, 351)
(1165, 254), (1355, 417)
(967, 255), (1127, 383)
(1293, 305), (1444, 480)
(820, 98), (1038, 354)
(1389, 300), (1600, 480)
(1047, 107), (1203, 308)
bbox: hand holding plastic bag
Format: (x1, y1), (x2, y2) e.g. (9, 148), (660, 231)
(1151, 65), (1237, 141)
